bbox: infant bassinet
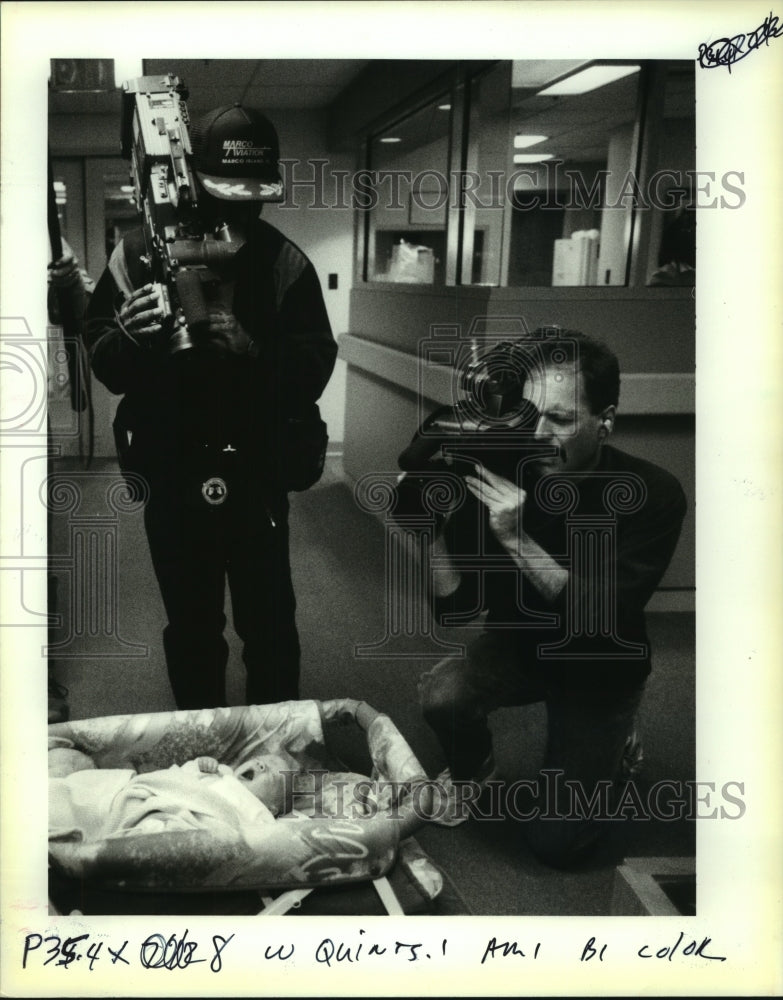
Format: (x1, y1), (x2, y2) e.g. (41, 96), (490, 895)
(48, 698), (461, 916)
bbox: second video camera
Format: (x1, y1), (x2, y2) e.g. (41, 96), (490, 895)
(393, 339), (544, 522)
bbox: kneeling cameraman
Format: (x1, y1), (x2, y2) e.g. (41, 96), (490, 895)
(413, 329), (686, 867)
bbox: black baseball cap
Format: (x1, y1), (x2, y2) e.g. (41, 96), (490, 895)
(190, 104), (284, 202)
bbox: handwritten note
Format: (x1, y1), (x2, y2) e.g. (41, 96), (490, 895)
(22, 929), (234, 974)
(20, 927), (728, 974)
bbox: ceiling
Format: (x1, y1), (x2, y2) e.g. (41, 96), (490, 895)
(510, 71), (643, 163)
(144, 59), (369, 114)
(372, 69), (643, 167)
(373, 62), (694, 168)
(49, 58), (369, 116)
(50, 58), (694, 171)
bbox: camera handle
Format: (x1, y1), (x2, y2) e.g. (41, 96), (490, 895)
(174, 269), (210, 336)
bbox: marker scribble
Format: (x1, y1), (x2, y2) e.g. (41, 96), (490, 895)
(698, 11), (783, 72)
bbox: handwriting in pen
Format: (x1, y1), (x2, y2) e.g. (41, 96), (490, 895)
(698, 11), (783, 71)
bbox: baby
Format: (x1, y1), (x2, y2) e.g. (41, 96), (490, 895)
(50, 745), (374, 837)
(194, 753), (295, 817)
(49, 748), (302, 844)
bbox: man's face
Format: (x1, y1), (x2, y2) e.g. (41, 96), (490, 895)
(522, 364), (613, 475)
(197, 188), (261, 232)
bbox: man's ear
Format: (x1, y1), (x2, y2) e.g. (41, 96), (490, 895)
(599, 405), (616, 438)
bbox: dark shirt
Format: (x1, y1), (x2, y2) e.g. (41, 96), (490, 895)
(435, 445), (687, 689)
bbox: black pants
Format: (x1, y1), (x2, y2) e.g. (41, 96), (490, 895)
(420, 630), (646, 868)
(144, 478), (300, 710)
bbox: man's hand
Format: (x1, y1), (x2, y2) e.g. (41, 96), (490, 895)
(48, 254), (84, 291)
(119, 283), (165, 344)
(196, 756), (220, 774)
(464, 465), (525, 549)
(466, 464), (568, 602)
(207, 310), (253, 355)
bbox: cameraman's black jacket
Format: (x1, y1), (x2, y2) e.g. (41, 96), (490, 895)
(85, 222), (336, 492)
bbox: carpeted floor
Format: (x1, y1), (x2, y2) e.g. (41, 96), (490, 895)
(49, 455), (696, 916)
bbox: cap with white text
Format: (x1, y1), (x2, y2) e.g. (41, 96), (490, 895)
(190, 104), (284, 202)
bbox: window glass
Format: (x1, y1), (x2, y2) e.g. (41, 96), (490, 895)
(646, 62), (696, 287)
(365, 94), (451, 284)
(463, 60), (642, 287)
(360, 62), (693, 291)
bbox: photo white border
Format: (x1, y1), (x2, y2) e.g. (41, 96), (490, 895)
(2, 1), (782, 995)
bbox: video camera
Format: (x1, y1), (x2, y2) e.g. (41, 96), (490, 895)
(120, 74), (244, 353)
(393, 338), (545, 523)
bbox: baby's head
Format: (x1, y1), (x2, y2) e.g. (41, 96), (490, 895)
(234, 753), (295, 816)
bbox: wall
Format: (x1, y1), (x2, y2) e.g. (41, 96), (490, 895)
(264, 111), (355, 445)
(347, 284), (694, 368)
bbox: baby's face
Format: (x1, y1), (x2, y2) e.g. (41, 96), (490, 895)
(234, 754), (291, 815)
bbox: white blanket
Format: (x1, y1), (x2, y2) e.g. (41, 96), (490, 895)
(50, 760), (276, 843)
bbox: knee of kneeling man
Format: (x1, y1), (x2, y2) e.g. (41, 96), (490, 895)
(418, 671), (471, 719)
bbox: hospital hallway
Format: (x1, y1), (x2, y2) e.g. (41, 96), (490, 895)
(47, 454), (696, 916)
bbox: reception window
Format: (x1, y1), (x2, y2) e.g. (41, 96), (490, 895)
(359, 60), (694, 290)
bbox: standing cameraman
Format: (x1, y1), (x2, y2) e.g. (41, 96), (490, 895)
(86, 105), (336, 710)
(418, 330), (686, 867)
